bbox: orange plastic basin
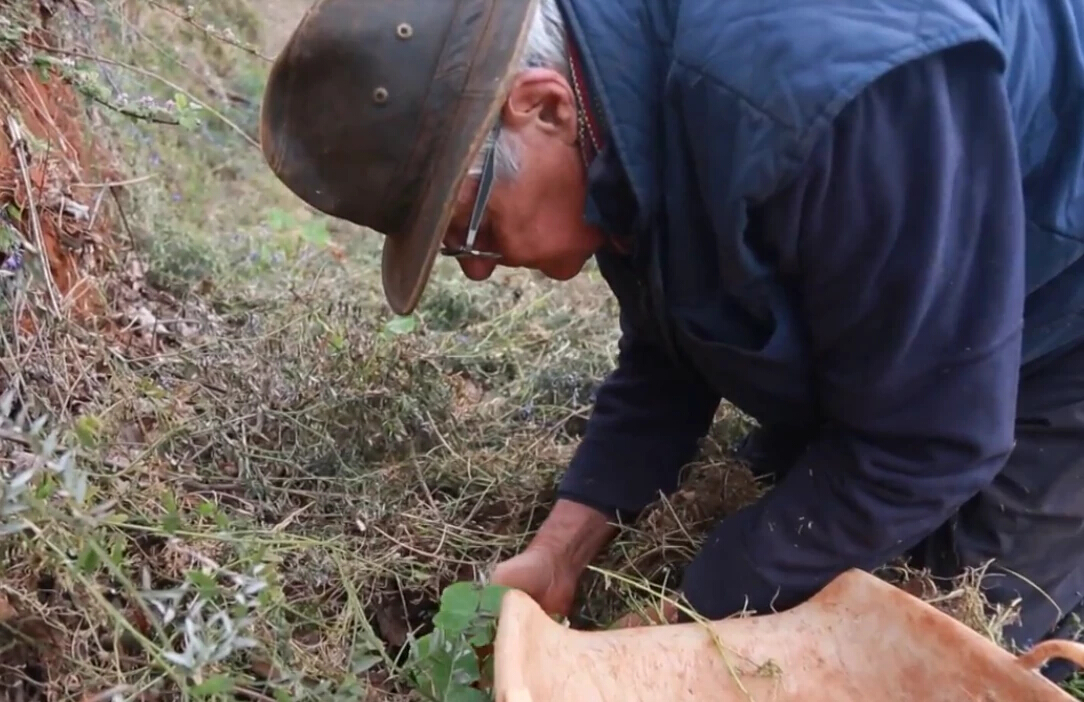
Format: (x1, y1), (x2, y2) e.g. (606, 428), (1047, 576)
(493, 568), (1084, 702)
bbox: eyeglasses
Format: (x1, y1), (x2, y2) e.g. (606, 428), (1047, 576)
(440, 123), (502, 260)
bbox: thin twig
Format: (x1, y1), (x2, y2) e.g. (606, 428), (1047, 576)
(145, 0), (273, 63)
(71, 174), (155, 189)
(5, 115), (62, 317)
(22, 40), (260, 149)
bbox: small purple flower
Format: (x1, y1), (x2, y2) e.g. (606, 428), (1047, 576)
(2, 250), (22, 272)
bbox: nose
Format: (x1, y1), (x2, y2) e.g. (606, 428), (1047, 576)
(440, 217), (501, 260)
(457, 250), (499, 281)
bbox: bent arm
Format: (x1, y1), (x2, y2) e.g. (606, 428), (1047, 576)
(558, 305), (722, 521)
(681, 44), (1027, 617)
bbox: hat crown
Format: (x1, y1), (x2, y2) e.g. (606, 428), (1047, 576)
(259, 0), (540, 313)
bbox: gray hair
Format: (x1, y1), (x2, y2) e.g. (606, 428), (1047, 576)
(468, 0), (570, 181)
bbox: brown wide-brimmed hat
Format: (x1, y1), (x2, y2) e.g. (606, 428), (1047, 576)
(259, 0), (540, 314)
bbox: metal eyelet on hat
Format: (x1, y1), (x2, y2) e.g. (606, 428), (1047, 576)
(396, 23), (413, 39)
(373, 87), (389, 104)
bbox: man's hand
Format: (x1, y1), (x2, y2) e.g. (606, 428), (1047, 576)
(490, 499), (619, 618)
(490, 546), (579, 617)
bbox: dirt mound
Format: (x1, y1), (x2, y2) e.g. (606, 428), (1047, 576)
(0, 7), (118, 324)
(0, 8), (123, 697)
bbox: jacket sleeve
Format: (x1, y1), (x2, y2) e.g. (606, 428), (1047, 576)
(680, 44), (1027, 617)
(557, 302), (722, 520)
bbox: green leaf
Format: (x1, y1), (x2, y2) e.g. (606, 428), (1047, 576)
(265, 207), (292, 231)
(450, 643), (481, 682)
(300, 219), (330, 247)
(191, 674), (235, 696)
(384, 314), (419, 335)
(337, 673), (364, 696)
(34, 476), (57, 500)
(440, 582), (482, 616)
(76, 543), (100, 574)
(420, 651), (455, 698)
(161, 491), (182, 534)
(445, 686), (490, 702)
(162, 512), (182, 534)
(178, 109), (200, 130)
(467, 624), (494, 648)
(432, 609), (473, 636)
(109, 537), (126, 566)
(478, 584), (509, 615)
(72, 414), (102, 449)
(187, 570), (219, 598)
(352, 653), (382, 674)
(410, 629), (458, 700)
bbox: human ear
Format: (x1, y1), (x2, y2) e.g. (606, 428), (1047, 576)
(504, 68), (578, 143)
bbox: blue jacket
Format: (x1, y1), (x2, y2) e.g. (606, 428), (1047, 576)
(555, 0), (1084, 623)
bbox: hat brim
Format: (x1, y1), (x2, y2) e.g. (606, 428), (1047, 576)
(260, 0), (540, 317)
(379, 3), (540, 316)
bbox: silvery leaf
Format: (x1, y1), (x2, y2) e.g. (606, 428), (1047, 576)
(184, 617), (200, 642)
(29, 414), (49, 436)
(41, 431), (58, 458)
(209, 645), (232, 664)
(71, 471), (88, 505)
(0, 389), (15, 419)
(9, 468), (36, 490)
(0, 502), (30, 517)
(233, 637), (258, 650)
(54, 451), (75, 475)
(0, 521), (30, 536)
(163, 650), (194, 670)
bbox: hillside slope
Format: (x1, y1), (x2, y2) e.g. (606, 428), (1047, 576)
(0, 1), (1051, 701)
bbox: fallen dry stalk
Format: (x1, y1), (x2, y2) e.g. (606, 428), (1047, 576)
(5, 114), (61, 317)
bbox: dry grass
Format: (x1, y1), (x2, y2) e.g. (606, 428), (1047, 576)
(0, 1), (1077, 700)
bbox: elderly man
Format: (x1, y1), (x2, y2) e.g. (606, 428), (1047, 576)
(260, 0), (1084, 680)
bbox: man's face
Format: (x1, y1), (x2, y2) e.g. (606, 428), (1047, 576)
(442, 68), (606, 282)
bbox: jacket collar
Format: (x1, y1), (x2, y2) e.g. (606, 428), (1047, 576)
(556, 0), (665, 237)
(568, 40), (608, 175)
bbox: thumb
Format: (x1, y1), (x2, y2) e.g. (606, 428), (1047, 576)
(491, 556), (540, 590)
(491, 551), (578, 619)
(490, 552), (557, 599)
